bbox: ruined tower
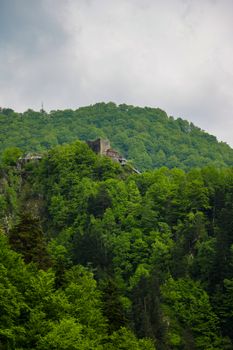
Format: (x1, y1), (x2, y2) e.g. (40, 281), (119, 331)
(86, 138), (111, 156)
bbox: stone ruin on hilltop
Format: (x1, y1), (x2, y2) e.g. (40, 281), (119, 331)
(86, 138), (140, 174)
(86, 138), (127, 165)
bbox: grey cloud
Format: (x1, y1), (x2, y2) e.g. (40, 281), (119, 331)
(0, 0), (233, 146)
(0, 0), (68, 53)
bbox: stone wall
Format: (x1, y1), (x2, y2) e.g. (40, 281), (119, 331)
(86, 138), (110, 155)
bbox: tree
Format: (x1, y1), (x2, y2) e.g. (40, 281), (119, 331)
(161, 277), (222, 349)
(1, 147), (22, 166)
(9, 213), (50, 269)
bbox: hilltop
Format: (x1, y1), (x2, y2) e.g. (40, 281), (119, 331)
(0, 102), (232, 170)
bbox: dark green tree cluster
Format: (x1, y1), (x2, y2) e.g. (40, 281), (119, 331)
(0, 102), (233, 170)
(1, 140), (233, 349)
(0, 232), (154, 349)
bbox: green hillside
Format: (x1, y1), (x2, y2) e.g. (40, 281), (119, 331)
(1, 140), (233, 348)
(0, 102), (232, 170)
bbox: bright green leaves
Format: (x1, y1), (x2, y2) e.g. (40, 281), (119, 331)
(63, 266), (106, 332)
(37, 318), (100, 350)
(161, 277), (221, 349)
(1, 147), (22, 166)
(105, 327), (155, 350)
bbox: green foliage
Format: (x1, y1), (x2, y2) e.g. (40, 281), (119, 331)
(0, 224), (155, 349)
(0, 139), (233, 348)
(161, 277), (222, 349)
(1, 147), (22, 166)
(37, 318), (96, 350)
(0, 165), (20, 231)
(105, 327), (155, 350)
(9, 213), (50, 269)
(0, 102), (232, 170)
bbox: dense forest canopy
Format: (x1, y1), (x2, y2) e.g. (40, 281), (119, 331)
(0, 102), (233, 170)
(0, 139), (233, 349)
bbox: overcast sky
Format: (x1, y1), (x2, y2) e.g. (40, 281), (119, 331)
(0, 0), (233, 146)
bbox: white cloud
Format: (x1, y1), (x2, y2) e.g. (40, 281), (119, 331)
(0, 0), (233, 146)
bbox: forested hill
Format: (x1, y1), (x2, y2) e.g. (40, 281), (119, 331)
(1, 102), (233, 170)
(1, 141), (233, 348)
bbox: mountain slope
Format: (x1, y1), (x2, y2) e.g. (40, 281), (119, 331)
(1, 141), (233, 348)
(0, 102), (232, 170)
